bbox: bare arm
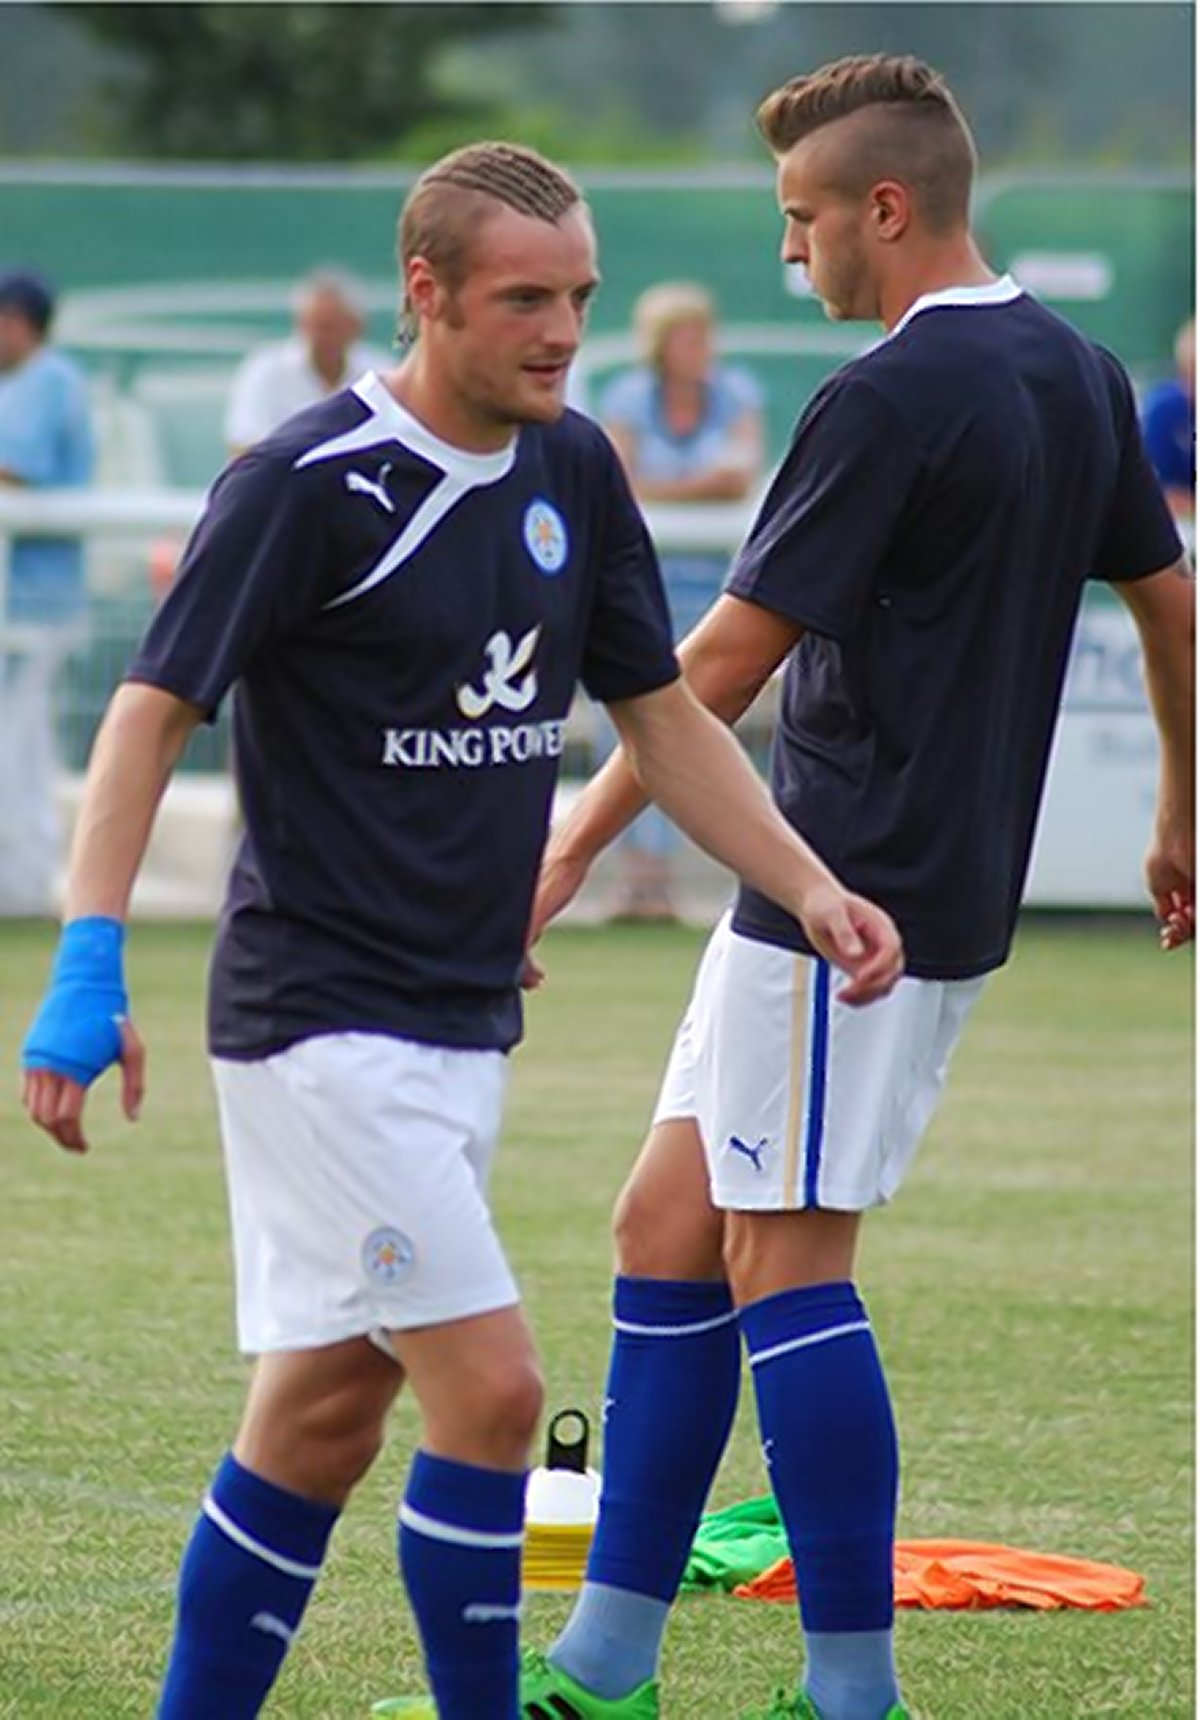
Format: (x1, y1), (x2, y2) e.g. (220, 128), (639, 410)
(23, 681), (204, 1150)
(537, 595), (801, 928)
(63, 681), (205, 918)
(1114, 560), (1195, 946)
(605, 675), (901, 1003)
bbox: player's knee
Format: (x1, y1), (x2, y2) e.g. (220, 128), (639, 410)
(611, 1173), (661, 1269)
(613, 1173), (722, 1279)
(480, 1352), (544, 1449)
(430, 1351), (543, 1467)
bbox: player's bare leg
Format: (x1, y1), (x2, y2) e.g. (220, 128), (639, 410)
(235, 1334), (405, 1505)
(613, 1117), (725, 1280)
(724, 1207), (861, 1302)
(386, 1303), (543, 1471)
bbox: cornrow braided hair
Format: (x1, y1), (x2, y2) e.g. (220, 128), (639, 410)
(417, 141), (580, 224)
(397, 141), (583, 339)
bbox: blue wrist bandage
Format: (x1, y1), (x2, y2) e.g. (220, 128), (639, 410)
(22, 917), (129, 1086)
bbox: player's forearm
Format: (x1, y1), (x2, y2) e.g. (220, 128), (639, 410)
(1146, 644), (1195, 832)
(1141, 587), (1196, 831)
(615, 683), (836, 919)
(553, 620), (775, 873)
(63, 682), (202, 922)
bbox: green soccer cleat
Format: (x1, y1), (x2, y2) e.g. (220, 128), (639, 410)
(744, 1695), (909, 1720)
(520, 1648), (661, 1718)
(370, 1699), (437, 1717)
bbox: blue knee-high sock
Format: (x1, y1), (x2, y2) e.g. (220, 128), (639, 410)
(157, 1452), (339, 1719)
(551, 1277), (740, 1699)
(741, 1282), (900, 1720)
(399, 1450), (525, 1720)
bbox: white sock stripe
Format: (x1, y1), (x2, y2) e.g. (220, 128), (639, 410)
(612, 1309), (739, 1339)
(398, 1501), (524, 1550)
(201, 1495), (323, 1581)
(748, 1319), (872, 1369)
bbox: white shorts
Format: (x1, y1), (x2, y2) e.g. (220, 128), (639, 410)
(211, 1032), (518, 1354)
(653, 913), (985, 1212)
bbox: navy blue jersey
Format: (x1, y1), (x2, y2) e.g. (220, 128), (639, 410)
(130, 374), (678, 1055)
(727, 280), (1183, 978)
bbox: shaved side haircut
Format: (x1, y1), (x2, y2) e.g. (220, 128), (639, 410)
(757, 54), (977, 234)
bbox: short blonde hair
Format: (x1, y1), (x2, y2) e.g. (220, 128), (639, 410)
(633, 281), (716, 372)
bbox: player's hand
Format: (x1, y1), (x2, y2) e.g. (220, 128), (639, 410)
(20, 917), (144, 1154)
(798, 883), (905, 1006)
(1146, 826), (1195, 951)
(23, 1018), (146, 1155)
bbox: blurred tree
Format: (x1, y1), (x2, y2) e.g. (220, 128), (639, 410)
(70, 2), (556, 160)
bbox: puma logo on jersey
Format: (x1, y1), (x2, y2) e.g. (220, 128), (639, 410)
(344, 462), (395, 513)
(457, 627), (541, 719)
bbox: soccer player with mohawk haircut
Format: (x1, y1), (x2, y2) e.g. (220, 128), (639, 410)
(515, 56), (1192, 1720)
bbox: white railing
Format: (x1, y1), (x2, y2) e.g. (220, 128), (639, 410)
(0, 485), (1183, 916)
(0, 486), (758, 552)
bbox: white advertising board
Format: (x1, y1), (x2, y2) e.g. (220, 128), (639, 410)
(1025, 591), (1161, 907)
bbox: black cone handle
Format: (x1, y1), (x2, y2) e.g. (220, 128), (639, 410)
(545, 1407), (590, 1473)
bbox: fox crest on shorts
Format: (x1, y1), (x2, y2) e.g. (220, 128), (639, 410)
(363, 1227), (416, 1286)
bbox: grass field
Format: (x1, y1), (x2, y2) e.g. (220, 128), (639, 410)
(0, 916), (1192, 1718)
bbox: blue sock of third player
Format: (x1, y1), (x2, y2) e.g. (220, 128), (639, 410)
(550, 1276), (741, 1699)
(740, 1281), (901, 1720)
(158, 1451), (339, 1718)
(399, 1450), (525, 1720)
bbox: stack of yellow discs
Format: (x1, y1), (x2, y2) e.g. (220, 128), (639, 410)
(522, 1463), (601, 1592)
(523, 1519), (596, 1591)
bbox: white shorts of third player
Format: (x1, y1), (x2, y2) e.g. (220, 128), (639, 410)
(654, 912), (986, 1212)
(212, 1032), (517, 1354)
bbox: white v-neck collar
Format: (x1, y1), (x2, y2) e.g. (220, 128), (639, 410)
(353, 371), (516, 485)
(888, 273), (1024, 340)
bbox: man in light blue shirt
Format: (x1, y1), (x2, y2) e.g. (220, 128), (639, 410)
(0, 269), (95, 620)
(0, 268), (96, 913)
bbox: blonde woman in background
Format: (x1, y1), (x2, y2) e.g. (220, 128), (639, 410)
(599, 282), (765, 920)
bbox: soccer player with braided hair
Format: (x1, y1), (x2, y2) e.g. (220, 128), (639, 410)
(20, 139), (902, 1718)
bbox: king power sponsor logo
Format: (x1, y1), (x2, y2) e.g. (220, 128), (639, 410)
(382, 626), (566, 770)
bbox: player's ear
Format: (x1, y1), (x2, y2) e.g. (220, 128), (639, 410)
(405, 256), (444, 326)
(869, 181), (909, 242)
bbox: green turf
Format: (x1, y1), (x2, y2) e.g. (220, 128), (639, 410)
(0, 916), (1191, 1718)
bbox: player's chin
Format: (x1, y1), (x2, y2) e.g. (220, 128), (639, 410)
(516, 370), (569, 421)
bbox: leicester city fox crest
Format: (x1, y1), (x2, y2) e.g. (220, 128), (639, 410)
(523, 498), (568, 575)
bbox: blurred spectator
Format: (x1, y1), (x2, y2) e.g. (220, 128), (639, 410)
(0, 268), (96, 914)
(225, 268), (391, 453)
(1142, 316), (1195, 525)
(598, 280), (764, 919)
